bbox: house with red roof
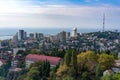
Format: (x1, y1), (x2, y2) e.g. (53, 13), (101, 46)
(25, 54), (61, 68)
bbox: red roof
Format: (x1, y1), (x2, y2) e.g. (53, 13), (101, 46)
(26, 54), (61, 65)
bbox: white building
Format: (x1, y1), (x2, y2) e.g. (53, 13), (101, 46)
(11, 60), (18, 68)
(71, 27), (77, 37)
(118, 52), (120, 58)
(13, 48), (26, 56)
(34, 32), (38, 39)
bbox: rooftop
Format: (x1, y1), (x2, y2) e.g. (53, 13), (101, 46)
(26, 54), (61, 65)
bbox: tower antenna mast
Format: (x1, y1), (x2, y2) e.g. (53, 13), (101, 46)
(103, 13), (105, 32)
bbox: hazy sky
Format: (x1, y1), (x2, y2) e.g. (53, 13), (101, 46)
(0, 0), (120, 29)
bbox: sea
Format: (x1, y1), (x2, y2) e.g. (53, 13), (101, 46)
(0, 28), (119, 40)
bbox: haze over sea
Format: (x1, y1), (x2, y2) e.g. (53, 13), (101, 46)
(0, 28), (119, 40)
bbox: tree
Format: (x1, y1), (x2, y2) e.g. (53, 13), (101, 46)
(7, 69), (27, 80)
(63, 76), (74, 80)
(17, 60), (25, 68)
(101, 74), (112, 80)
(64, 50), (71, 66)
(31, 60), (50, 79)
(112, 73), (120, 80)
(0, 60), (11, 77)
(17, 74), (27, 80)
(96, 64), (101, 80)
(68, 67), (76, 77)
(41, 60), (50, 77)
(24, 67), (39, 80)
(56, 65), (69, 77)
(18, 60), (50, 80)
(98, 53), (115, 71)
(49, 71), (56, 80)
(0, 77), (6, 80)
(31, 49), (40, 54)
(71, 49), (77, 69)
(17, 50), (25, 56)
(7, 71), (22, 80)
(77, 51), (98, 72)
(81, 72), (90, 80)
(70, 49), (77, 77)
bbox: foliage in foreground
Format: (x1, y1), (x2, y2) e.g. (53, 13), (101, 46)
(56, 50), (115, 80)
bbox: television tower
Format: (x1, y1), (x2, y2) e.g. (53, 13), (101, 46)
(103, 13), (105, 32)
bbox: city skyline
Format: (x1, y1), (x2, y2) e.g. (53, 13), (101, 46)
(0, 0), (119, 29)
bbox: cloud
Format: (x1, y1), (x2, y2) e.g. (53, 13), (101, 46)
(85, 0), (99, 2)
(0, 0), (119, 29)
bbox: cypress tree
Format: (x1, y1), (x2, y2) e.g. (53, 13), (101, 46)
(96, 64), (100, 80)
(71, 49), (78, 77)
(64, 50), (71, 66)
(71, 49), (77, 69)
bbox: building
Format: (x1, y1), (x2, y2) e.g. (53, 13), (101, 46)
(66, 32), (70, 39)
(71, 27), (77, 37)
(49, 35), (54, 42)
(13, 32), (18, 42)
(24, 32), (27, 40)
(25, 54), (61, 68)
(29, 33), (34, 39)
(18, 30), (25, 40)
(38, 33), (44, 40)
(118, 52), (120, 58)
(13, 48), (26, 56)
(34, 32), (38, 39)
(33, 33), (44, 40)
(0, 40), (9, 48)
(0, 52), (12, 61)
(0, 41), (2, 48)
(9, 68), (22, 72)
(11, 59), (18, 68)
(58, 31), (66, 42)
(114, 60), (120, 68)
(0, 59), (5, 66)
(103, 70), (113, 76)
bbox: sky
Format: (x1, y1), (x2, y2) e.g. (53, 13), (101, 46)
(0, 0), (120, 30)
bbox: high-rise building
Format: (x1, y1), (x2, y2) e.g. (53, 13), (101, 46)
(66, 32), (70, 39)
(29, 33), (34, 39)
(71, 27), (77, 37)
(13, 32), (18, 42)
(24, 32), (27, 40)
(59, 31), (66, 42)
(18, 30), (24, 40)
(33, 33), (44, 40)
(38, 33), (44, 39)
(34, 32), (38, 39)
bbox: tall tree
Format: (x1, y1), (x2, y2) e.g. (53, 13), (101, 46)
(25, 67), (40, 80)
(64, 50), (71, 66)
(95, 64), (101, 80)
(70, 49), (77, 77)
(71, 49), (77, 69)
